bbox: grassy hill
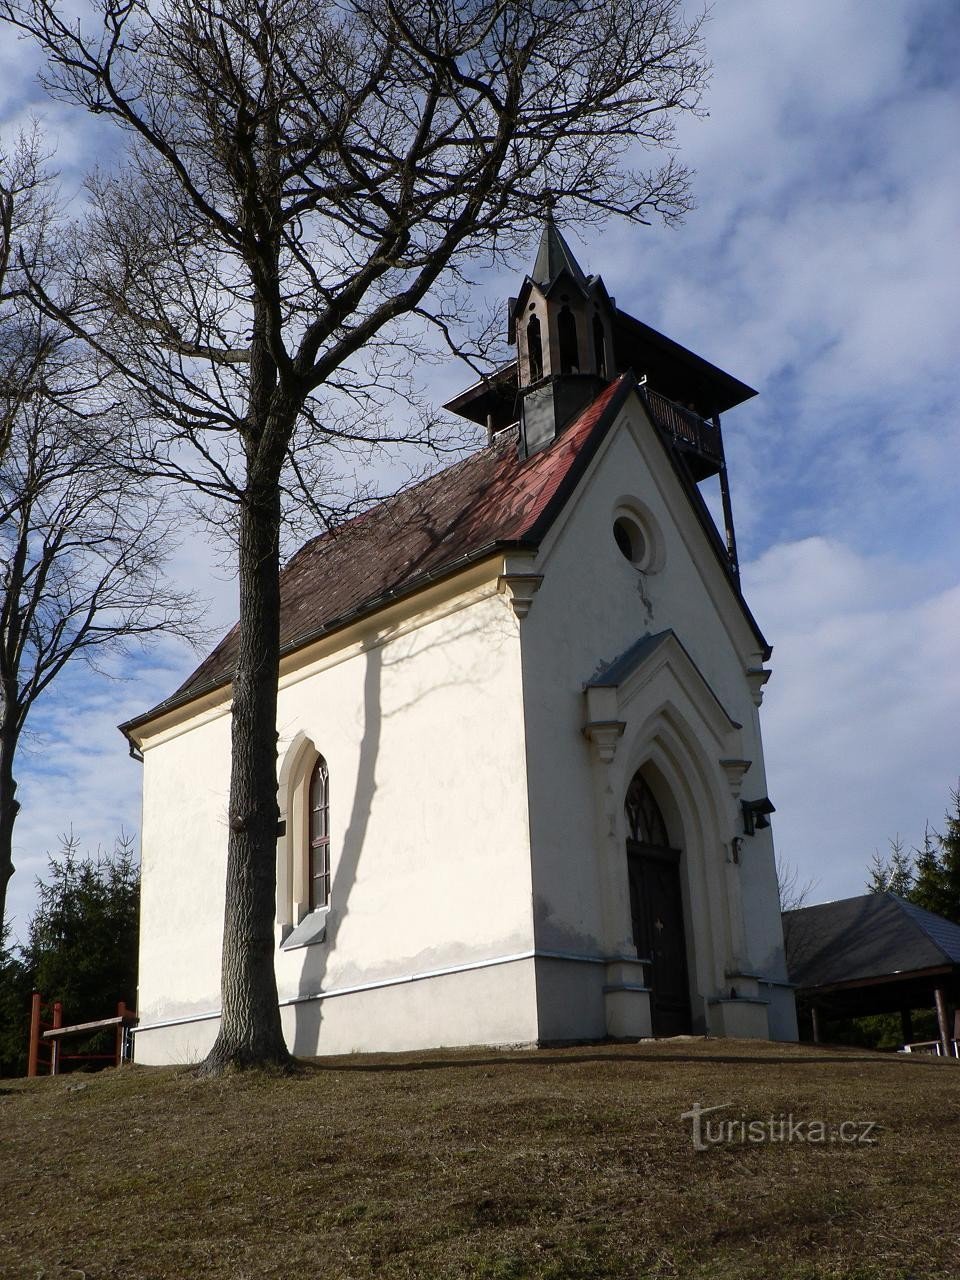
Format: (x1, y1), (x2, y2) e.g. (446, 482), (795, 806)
(2, 1038), (958, 1279)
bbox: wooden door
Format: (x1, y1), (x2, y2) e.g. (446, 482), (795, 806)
(627, 842), (691, 1035)
(624, 773), (692, 1036)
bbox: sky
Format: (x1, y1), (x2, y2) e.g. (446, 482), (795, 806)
(2, 0), (959, 939)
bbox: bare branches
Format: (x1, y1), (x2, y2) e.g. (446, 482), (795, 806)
(777, 858), (818, 914)
(0, 0), (709, 1066)
(2, 0), (708, 510)
(0, 131), (203, 927)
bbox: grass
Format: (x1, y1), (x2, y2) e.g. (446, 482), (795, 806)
(1, 1037), (958, 1279)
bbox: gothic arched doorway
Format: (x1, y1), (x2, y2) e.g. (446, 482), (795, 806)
(624, 771), (692, 1036)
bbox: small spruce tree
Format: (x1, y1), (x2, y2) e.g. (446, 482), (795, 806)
(22, 830), (140, 1023)
(867, 835), (915, 897)
(0, 920), (30, 1076)
(911, 789), (960, 925)
(0, 830), (139, 1076)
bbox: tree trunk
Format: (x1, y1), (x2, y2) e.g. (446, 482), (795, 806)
(0, 718), (21, 931)
(200, 471), (291, 1073)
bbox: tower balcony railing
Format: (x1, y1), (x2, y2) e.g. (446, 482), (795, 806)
(641, 387), (723, 464)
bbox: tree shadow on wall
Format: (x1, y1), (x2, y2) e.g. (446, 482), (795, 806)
(288, 602), (516, 1055)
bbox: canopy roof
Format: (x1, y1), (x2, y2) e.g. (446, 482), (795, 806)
(783, 893), (960, 1018)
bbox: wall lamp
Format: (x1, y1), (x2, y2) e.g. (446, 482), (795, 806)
(742, 797), (775, 836)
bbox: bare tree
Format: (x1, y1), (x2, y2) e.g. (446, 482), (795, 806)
(0, 131), (199, 930)
(0, 127), (56, 468)
(2, 0), (709, 1071)
(777, 857), (816, 914)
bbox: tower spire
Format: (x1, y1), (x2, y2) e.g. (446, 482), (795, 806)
(530, 208), (588, 290)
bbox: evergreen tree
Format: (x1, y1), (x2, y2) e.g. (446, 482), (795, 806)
(21, 830), (140, 1023)
(0, 830), (139, 1076)
(867, 835), (914, 897)
(0, 919), (30, 1076)
(911, 789), (960, 924)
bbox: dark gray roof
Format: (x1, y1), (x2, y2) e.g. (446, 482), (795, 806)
(531, 219), (589, 290)
(783, 893), (960, 991)
(584, 629), (742, 730)
(586, 631), (672, 687)
(896, 897), (960, 964)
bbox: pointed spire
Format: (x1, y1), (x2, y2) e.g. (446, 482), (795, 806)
(530, 202), (588, 290)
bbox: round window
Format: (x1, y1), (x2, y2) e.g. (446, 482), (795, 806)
(613, 515), (646, 567)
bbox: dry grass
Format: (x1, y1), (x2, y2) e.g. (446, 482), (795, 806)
(1, 1038), (958, 1279)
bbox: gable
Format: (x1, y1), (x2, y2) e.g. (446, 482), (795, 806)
(585, 630), (742, 751)
(528, 386), (770, 693)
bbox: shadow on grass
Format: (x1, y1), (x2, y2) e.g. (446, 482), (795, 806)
(294, 1046), (945, 1074)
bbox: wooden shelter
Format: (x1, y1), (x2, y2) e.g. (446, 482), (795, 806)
(783, 893), (960, 1053)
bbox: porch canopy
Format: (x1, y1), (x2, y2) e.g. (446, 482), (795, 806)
(782, 893), (960, 1048)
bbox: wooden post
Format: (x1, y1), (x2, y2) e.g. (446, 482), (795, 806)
(27, 992), (42, 1078)
(115, 1001), (127, 1066)
(810, 1005), (821, 1044)
(934, 987), (950, 1057)
(900, 1008), (913, 1046)
(50, 1001), (63, 1075)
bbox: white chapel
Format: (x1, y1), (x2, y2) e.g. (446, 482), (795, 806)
(121, 223), (798, 1064)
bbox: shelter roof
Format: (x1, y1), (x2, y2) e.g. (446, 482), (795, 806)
(783, 893), (960, 991)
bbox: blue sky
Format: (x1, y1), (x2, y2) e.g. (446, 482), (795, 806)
(2, 0), (959, 937)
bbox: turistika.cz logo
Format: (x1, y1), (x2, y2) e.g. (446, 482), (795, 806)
(680, 1102), (881, 1151)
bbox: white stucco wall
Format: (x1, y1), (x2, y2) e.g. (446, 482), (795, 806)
(515, 394), (796, 1039)
(133, 391), (796, 1063)
(135, 569), (539, 1063)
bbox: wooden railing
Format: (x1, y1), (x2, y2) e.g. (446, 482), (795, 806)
(642, 387), (723, 461)
(27, 992), (138, 1075)
(27, 993), (61, 1077)
(900, 1039), (960, 1058)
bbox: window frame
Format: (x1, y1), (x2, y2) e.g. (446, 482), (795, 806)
(276, 734), (333, 949)
(308, 754), (331, 913)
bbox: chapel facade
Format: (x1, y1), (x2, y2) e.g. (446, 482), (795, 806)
(122, 223), (797, 1064)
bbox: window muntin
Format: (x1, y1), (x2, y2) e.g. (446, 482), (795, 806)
(309, 755), (331, 912)
(625, 773), (670, 847)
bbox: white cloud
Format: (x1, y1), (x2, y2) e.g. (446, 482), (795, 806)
(5, 644), (190, 944)
(2, 0), (958, 941)
(746, 537), (960, 902)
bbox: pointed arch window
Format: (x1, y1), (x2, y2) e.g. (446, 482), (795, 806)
(557, 305), (580, 374)
(526, 313), (543, 382)
(625, 774), (669, 847)
(309, 755), (331, 911)
(593, 313), (607, 379)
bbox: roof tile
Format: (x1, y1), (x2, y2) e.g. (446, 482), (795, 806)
(145, 377), (626, 721)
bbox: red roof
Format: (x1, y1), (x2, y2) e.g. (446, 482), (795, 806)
(129, 377), (629, 727)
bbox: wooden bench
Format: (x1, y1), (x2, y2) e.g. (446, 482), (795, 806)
(27, 994), (138, 1076)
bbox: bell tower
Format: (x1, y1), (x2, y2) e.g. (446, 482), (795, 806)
(444, 217), (758, 585)
(509, 212), (616, 457)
